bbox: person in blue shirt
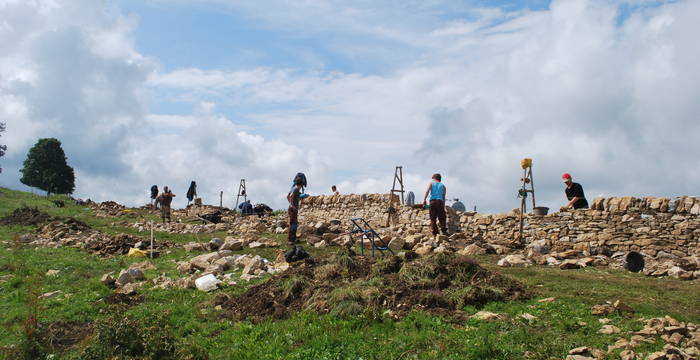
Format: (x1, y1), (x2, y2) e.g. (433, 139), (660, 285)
(422, 173), (448, 236)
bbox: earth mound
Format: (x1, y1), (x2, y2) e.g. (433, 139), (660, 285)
(0, 207), (52, 226)
(221, 251), (529, 322)
(37, 321), (94, 351)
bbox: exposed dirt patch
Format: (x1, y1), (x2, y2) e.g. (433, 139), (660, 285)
(104, 292), (145, 307)
(221, 251), (529, 322)
(38, 321), (94, 351)
(0, 207), (52, 226)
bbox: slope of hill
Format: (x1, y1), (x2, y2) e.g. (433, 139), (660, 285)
(0, 187), (698, 359)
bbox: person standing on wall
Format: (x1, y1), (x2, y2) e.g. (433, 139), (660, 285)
(331, 185), (339, 195)
(158, 186), (176, 223)
(560, 173), (589, 211)
(422, 173), (448, 236)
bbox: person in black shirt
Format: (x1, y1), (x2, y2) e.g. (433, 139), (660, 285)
(287, 179), (303, 245)
(560, 173), (588, 211)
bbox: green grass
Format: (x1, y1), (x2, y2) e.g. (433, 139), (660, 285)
(1, 186), (699, 359)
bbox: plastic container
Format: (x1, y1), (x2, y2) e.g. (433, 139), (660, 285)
(195, 274), (221, 292)
(532, 207), (549, 216)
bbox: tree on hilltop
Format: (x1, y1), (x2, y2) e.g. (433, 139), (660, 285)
(20, 138), (75, 196)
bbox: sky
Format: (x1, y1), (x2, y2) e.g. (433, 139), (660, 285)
(0, 0), (698, 212)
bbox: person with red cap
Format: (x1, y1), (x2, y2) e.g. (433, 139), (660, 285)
(560, 173), (588, 211)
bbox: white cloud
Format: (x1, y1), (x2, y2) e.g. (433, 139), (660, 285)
(0, 0), (329, 208)
(2, 0), (699, 213)
(148, 0), (700, 212)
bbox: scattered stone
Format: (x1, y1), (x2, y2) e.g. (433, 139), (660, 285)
(46, 269), (60, 276)
(100, 272), (116, 287)
(598, 325), (621, 334)
(458, 243), (486, 256)
(221, 239), (243, 252)
(591, 304), (616, 316)
(560, 259), (583, 269)
(520, 313), (537, 321)
(646, 352), (667, 360)
(388, 237), (405, 252)
(115, 270), (135, 287)
(538, 297), (556, 303)
(39, 290), (63, 299)
(471, 311), (505, 321)
(248, 241), (266, 249)
(415, 245), (433, 256)
(614, 300), (635, 313)
(209, 238), (224, 250)
(619, 350), (637, 360)
(497, 254), (531, 267)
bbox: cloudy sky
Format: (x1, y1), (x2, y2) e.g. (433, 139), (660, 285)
(1, 0), (698, 211)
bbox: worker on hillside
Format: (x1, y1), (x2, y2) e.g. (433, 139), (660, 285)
(560, 173), (589, 211)
(331, 185), (339, 195)
(158, 186), (176, 223)
(186, 181), (197, 206)
(422, 173), (448, 236)
(287, 175), (305, 245)
(150, 185), (159, 209)
(239, 200), (253, 215)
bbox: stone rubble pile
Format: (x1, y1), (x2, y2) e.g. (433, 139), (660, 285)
(174, 250), (283, 290)
(89, 200), (128, 217)
(22, 218), (169, 255)
(496, 241), (700, 280)
(131, 221), (221, 234)
(566, 310), (700, 360)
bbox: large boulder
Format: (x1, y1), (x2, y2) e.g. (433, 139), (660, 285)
(497, 254), (531, 267)
(458, 244), (486, 256)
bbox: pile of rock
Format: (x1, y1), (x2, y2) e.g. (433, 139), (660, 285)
(175, 250), (282, 290)
(101, 261), (153, 294)
(24, 218), (171, 256)
(131, 221), (221, 234)
(568, 310), (699, 360)
(89, 201), (127, 217)
(28, 219), (94, 248)
(496, 244), (699, 280)
(183, 236), (280, 253)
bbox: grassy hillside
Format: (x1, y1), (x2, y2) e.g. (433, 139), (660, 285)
(0, 187), (698, 359)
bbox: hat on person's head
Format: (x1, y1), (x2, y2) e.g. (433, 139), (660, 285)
(561, 173), (572, 181)
(432, 173), (442, 181)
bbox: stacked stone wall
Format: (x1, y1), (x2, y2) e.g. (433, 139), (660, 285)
(299, 194), (700, 258)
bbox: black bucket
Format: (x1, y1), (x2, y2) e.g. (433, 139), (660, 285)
(623, 251), (645, 273)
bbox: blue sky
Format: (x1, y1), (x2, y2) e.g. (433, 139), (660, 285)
(1, 0), (698, 211)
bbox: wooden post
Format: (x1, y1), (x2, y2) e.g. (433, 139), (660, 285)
(150, 222), (154, 259)
(220, 191), (223, 208)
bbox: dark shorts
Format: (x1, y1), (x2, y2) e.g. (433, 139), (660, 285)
(429, 199), (447, 235)
(287, 206), (298, 244)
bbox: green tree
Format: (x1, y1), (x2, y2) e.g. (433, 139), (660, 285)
(0, 123), (6, 173)
(20, 138), (75, 196)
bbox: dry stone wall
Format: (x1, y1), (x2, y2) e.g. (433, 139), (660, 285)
(299, 194), (700, 258)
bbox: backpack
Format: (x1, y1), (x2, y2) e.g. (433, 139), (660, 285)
(293, 173), (307, 188)
(285, 245), (310, 263)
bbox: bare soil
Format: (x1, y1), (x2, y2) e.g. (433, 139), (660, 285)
(38, 321), (94, 351)
(104, 292), (145, 307)
(0, 207), (52, 226)
(221, 251), (529, 322)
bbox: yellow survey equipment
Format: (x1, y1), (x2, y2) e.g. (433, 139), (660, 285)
(521, 158), (532, 169)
